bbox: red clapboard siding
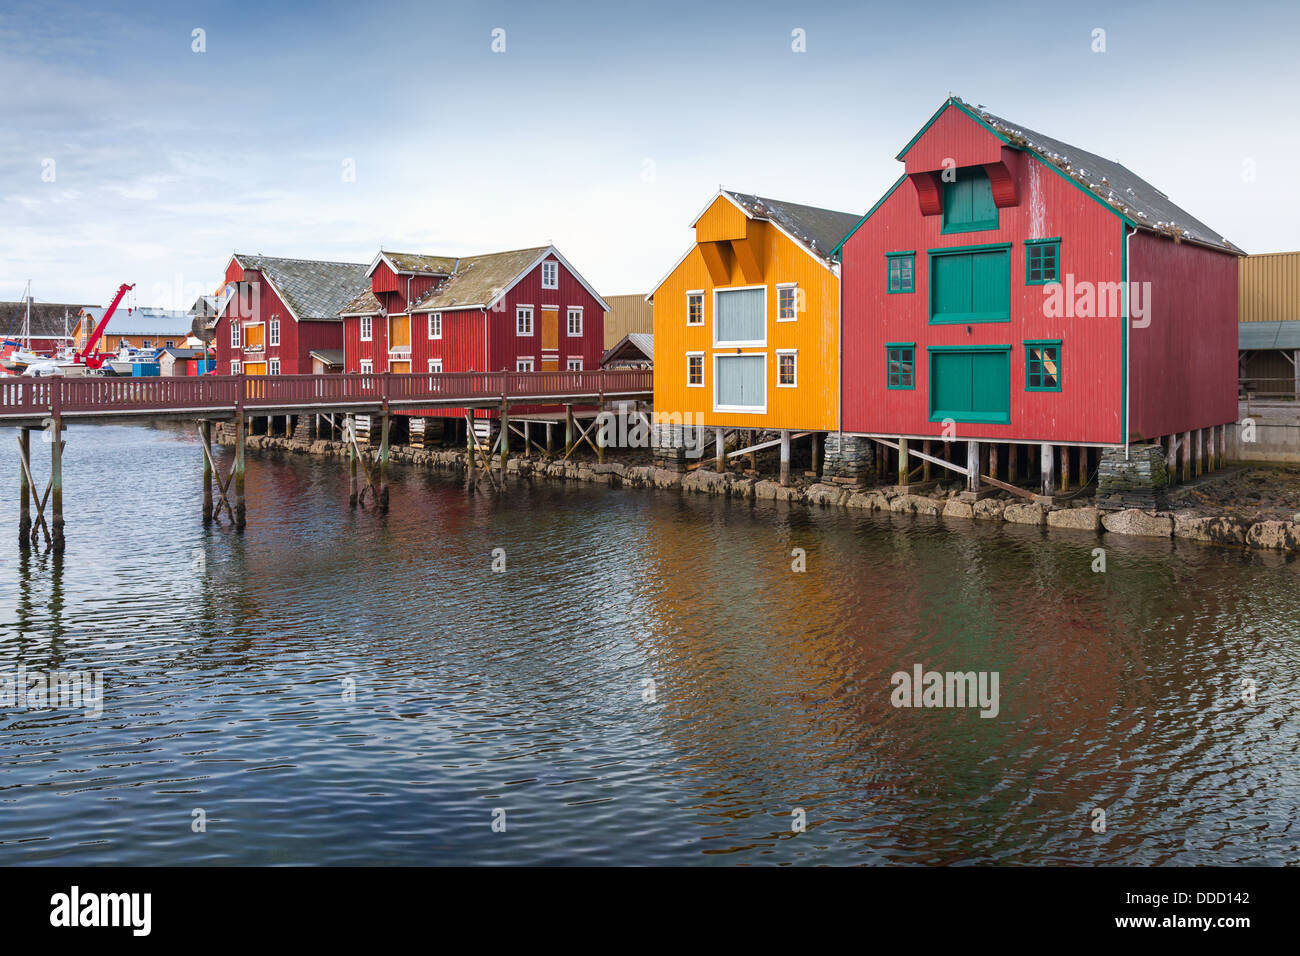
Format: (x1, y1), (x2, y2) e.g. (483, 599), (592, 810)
(1128, 232), (1239, 439)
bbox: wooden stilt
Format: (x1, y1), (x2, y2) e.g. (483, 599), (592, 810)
(1058, 446), (1069, 493)
(923, 439), (932, 482)
(234, 415), (246, 529)
(200, 421), (213, 524)
(1165, 435), (1177, 484)
(545, 421), (554, 456)
(1218, 423), (1226, 468)
(498, 402), (510, 475)
(990, 443), (1000, 482)
(966, 441), (980, 492)
(564, 404), (574, 455)
(1182, 430), (1192, 482)
(1009, 443), (1020, 482)
(50, 416), (64, 552)
(1207, 426), (1216, 472)
(780, 430), (791, 486)
(596, 409), (606, 464)
(1040, 442), (1054, 497)
(1194, 428), (1203, 478)
(1078, 446), (1087, 487)
(811, 432), (821, 477)
(18, 427), (31, 546)
(898, 437), (909, 487)
(379, 407), (391, 511)
(714, 427), (725, 472)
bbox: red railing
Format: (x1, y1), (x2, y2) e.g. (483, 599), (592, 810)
(0, 369), (653, 420)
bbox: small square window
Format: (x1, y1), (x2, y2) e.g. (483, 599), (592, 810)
(777, 351), (797, 387)
(887, 345), (915, 389)
(1026, 342), (1061, 390)
(687, 353), (704, 386)
(887, 254), (915, 294)
(269, 358), (281, 375)
(777, 285), (798, 320)
(566, 357), (583, 371)
(231, 360), (242, 374)
(360, 359), (373, 374)
(516, 358), (534, 372)
(1026, 241), (1060, 284)
(428, 359), (443, 373)
(541, 261), (559, 289)
(687, 292), (703, 325)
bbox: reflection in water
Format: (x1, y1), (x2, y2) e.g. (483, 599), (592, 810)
(0, 423), (1297, 865)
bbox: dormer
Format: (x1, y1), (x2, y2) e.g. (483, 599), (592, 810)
(899, 100), (1024, 222)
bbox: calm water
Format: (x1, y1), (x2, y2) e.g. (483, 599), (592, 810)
(1, 422), (1297, 865)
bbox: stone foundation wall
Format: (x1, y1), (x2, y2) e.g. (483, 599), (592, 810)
(651, 422), (706, 472)
(821, 433), (876, 487)
(1096, 443), (1168, 511)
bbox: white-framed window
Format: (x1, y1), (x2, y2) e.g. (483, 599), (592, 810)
(360, 359), (373, 374)
(686, 290), (704, 326)
(121, 338), (132, 348)
(541, 260), (558, 289)
(231, 360), (242, 374)
(428, 312), (442, 339)
(269, 318), (280, 345)
(713, 286), (766, 347)
(516, 358), (534, 372)
(566, 357), (583, 371)
(230, 321), (240, 347)
(360, 315), (372, 341)
(142, 340), (152, 348)
(269, 358), (281, 375)
(776, 283), (799, 322)
(686, 351), (704, 387)
(776, 349), (798, 387)
(714, 352), (766, 413)
(428, 358), (443, 373)
(516, 306), (533, 336)
(165, 340), (174, 348)
(567, 307), (583, 336)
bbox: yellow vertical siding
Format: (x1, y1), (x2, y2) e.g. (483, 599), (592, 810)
(602, 294), (654, 349)
(652, 195), (840, 431)
(1240, 251), (1300, 322)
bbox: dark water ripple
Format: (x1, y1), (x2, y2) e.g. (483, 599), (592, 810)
(0, 422), (1297, 864)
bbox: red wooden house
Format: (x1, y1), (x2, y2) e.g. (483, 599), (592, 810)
(214, 254), (369, 376)
(340, 245), (609, 418)
(834, 97), (1242, 494)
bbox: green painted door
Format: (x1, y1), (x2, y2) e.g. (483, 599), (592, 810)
(929, 349), (1010, 424)
(930, 248), (1010, 323)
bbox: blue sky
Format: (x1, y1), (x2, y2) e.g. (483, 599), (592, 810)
(3, 0), (1298, 309)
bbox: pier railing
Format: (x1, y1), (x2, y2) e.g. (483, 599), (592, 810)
(0, 368), (653, 421)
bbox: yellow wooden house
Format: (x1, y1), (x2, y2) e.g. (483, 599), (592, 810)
(649, 190), (859, 478)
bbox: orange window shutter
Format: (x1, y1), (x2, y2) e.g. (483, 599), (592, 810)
(541, 309), (559, 350)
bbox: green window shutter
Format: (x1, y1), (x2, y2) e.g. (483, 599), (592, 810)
(716, 288), (765, 344)
(928, 348), (1011, 424)
(942, 168), (999, 234)
(716, 354), (766, 409)
(930, 245), (1010, 323)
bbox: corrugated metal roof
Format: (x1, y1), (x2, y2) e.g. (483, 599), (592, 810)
(1240, 320), (1300, 351)
(1240, 251), (1300, 323)
(408, 247), (550, 312)
(78, 306), (191, 335)
(721, 191), (861, 262)
(235, 253), (370, 321)
(380, 251), (458, 275)
(957, 98), (1239, 253)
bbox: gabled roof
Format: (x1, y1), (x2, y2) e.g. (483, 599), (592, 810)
(893, 97), (1239, 254)
(367, 251), (459, 278)
(407, 246), (610, 314)
(601, 332), (653, 366)
(1, 300), (95, 338)
(310, 349), (344, 366)
(339, 289), (383, 317)
(714, 190), (861, 263)
(233, 253), (370, 321)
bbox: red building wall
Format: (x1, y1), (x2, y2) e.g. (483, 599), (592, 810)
(842, 117), (1125, 445)
(1128, 233), (1239, 440)
(214, 257), (342, 375)
(484, 254), (605, 373)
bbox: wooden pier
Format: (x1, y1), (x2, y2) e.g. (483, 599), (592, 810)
(2, 369), (652, 549)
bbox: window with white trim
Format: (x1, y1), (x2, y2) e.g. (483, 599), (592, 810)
(516, 306), (533, 336)
(541, 260), (558, 289)
(360, 359), (373, 374)
(269, 318), (280, 346)
(567, 308), (583, 336)
(687, 291), (704, 326)
(231, 323), (241, 347)
(428, 358), (443, 373)
(516, 358), (534, 372)
(566, 357), (583, 371)
(231, 360), (242, 374)
(269, 358), (281, 375)
(142, 340), (152, 349)
(360, 315), (372, 341)
(687, 352), (704, 387)
(777, 349), (798, 387)
(165, 340), (174, 348)
(777, 284), (799, 321)
(714, 287), (765, 347)
(428, 312), (442, 338)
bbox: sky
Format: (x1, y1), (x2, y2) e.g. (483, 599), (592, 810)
(3, 0), (1299, 311)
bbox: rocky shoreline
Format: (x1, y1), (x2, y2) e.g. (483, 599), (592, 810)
(230, 432), (1300, 554)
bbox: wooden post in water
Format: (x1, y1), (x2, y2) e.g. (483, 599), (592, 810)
(545, 421), (554, 456)
(1182, 430), (1192, 482)
(898, 437), (909, 487)
(1165, 435), (1177, 484)
(966, 440), (980, 493)
(201, 420), (213, 524)
(811, 432), (821, 477)
(1058, 446), (1069, 493)
(50, 415), (64, 552)
(922, 439), (932, 483)
(497, 402), (509, 475)
(1040, 443), (1054, 497)
(564, 404), (574, 455)
(233, 414), (246, 529)
(378, 408), (391, 511)
(779, 430), (791, 486)
(18, 427), (31, 546)
(596, 410), (606, 465)
(1206, 428), (1216, 472)
(714, 428), (724, 472)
